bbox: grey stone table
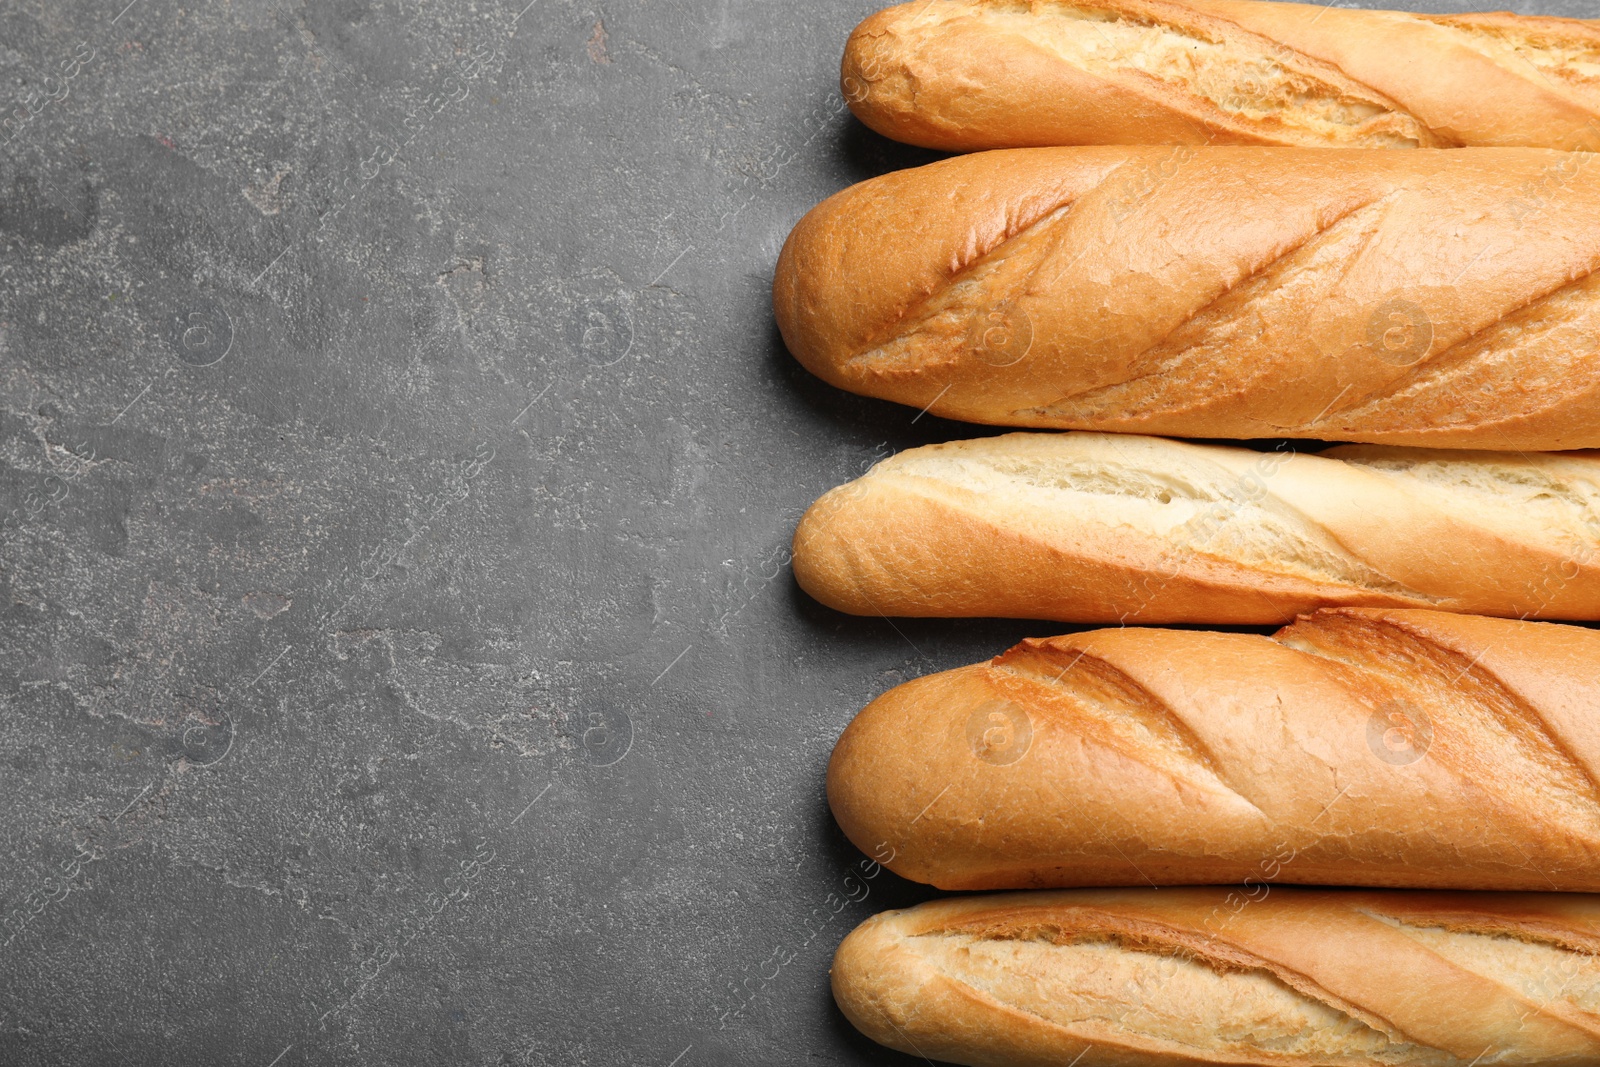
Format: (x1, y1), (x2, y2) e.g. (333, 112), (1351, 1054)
(0, 0), (1591, 1063)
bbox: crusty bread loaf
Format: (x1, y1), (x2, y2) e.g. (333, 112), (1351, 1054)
(772, 146), (1600, 449)
(833, 887), (1600, 1066)
(843, 0), (1600, 151)
(793, 432), (1600, 624)
(827, 607), (1600, 892)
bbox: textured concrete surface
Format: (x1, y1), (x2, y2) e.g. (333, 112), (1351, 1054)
(0, 0), (1594, 1063)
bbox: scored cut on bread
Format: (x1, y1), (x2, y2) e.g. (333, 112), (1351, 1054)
(792, 432), (1600, 624)
(773, 146), (1600, 449)
(842, 0), (1600, 151)
(833, 887), (1600, 1067)
(827, 607), (1600, 892)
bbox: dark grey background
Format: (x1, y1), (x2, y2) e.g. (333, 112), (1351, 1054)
(0, 0), (1591, 1063)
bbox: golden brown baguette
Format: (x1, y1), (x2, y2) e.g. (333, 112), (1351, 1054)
(792, 432), (1600, 624)
(843, 0), (1600, 151)
(827, 608), (1600, 892)
(772, 146), (1600, 449)
(833, 887), (1600, 1066)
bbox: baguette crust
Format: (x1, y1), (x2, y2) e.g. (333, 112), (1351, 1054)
(792, 432), (1600, 624)
(843, 0), (1600, 151)
(773, 146), (1600, 449)
(826, 608), (1600, 891)
(833, 888), (1600, 1066)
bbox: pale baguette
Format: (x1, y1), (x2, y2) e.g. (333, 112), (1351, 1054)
(792, 432), (1600, 624)
(833, 887), (1600, 1066)
(773, 146), (1600, 449)
(843, 0), (1600, 151)
(827, 608), (1600, 891)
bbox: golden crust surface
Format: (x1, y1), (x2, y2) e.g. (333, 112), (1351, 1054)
(773, 146), (1600, 449)
(842, 0), (1600, 151)
(791, 432), (1600, 625)
(826, 607), (1600, 892)
(833, 887), (1600, 1066)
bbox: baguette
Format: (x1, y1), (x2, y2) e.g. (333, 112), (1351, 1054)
(826, 607), (1600, 891)
(792, 432), (1600, 624)
(833, 887), (1600, 1066)
(772, 146), (1600, 449)
(842, 0), (1600, 151)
